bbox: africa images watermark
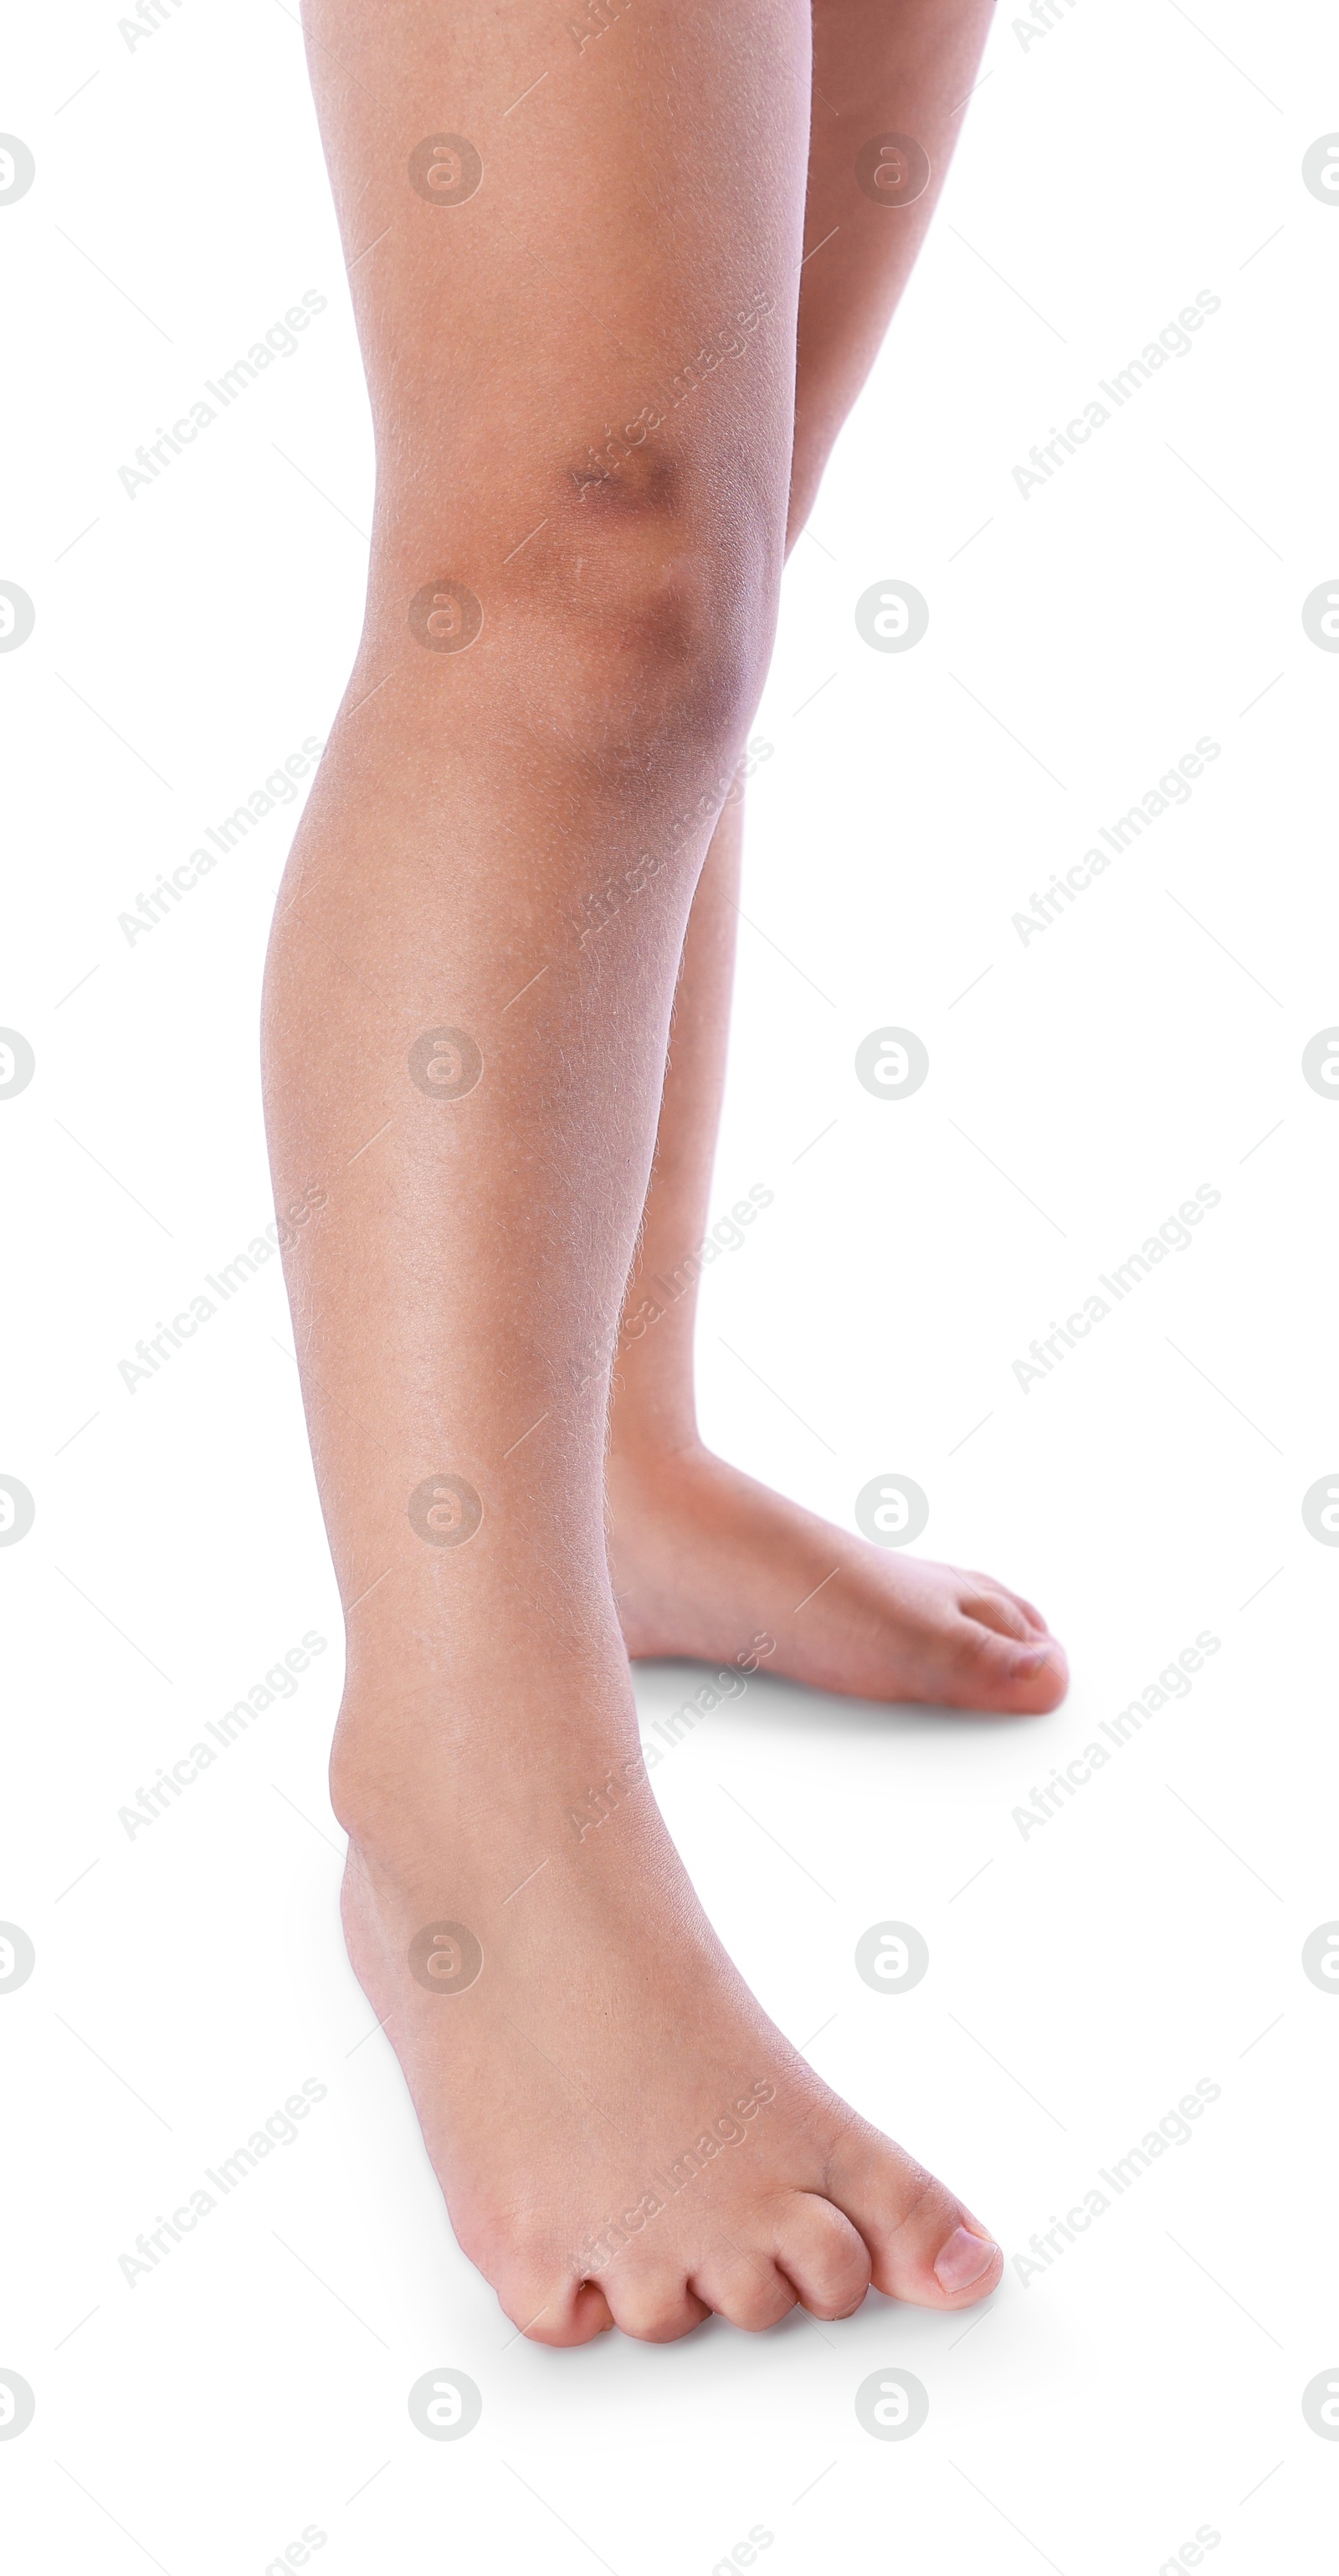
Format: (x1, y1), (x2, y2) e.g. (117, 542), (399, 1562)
(570, 1180), (776, 1397)
(1011, 1627), (1221, 1843)
(118, 0), (190, 53)
(116, 1631), (328, 1841)
(1011, 0), (1084, 51)
(562, 738), (772, 949)
(116, 291), (328, 500)
(1011, 289), (1221, 499)
(567, 1635), (777, 1836)
(116, 2077), (328, 2287)
(575, 2078), (777, 2279)
(116, 1185), (325, 1392)
(1011, 1181), (1221, 1393)
(118, 737), (323, 947)
(1012, 2076), (1222, 2286)
(1011, 735), (1220, 947)
(568, 0), (633, 54)
(572, 290), (774, 501)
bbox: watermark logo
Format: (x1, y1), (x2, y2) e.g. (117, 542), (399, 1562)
(1301, 1029), (1339, 1098)
(854, 2368), (929, 2440)
(1302, 1924), (1339, 1991)
(412, 579), (486, 654)
(854, 579), (929, 652)
(1302, 1478), (1339, 1545)
(854, 135), (931, 207)
(0, 1031), (34, 1097)
(854, 1921), (929, 1994)
(0, 1480), (34, 1548)
(408, 2368), (482, 2438)
(0, 2371), (34, 2440)
(854, 1474), (929, 1548)
(1302, 2370), (1339, 2438)
(408, 578), (483, 652)
(408, 136), (483, 206)
(0, 1925), (36, 1992)
(0, 137), (34, 206)
(1302, 136), (1339, 203)
(408, 1473), (484, 1546)
(1301, 585), (1339, 650)
(408, 1921), (484, 1994)
(408, 1026), (483, 1098)
(854, 1026), (929, 1098)
(0, 585), (34, 652)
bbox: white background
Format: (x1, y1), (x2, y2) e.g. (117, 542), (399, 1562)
(3, 1), (1338, 2569)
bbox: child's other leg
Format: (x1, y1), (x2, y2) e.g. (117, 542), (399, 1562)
(608, 0), (1067, 1715)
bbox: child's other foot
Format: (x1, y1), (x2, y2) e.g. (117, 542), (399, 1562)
(608, 1443), (1067, 1713)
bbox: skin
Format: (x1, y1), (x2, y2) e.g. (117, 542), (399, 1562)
(608, 0), (1067, 1715)
(263, 0), (1059, 2346)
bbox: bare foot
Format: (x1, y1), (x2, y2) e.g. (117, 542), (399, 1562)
(608, 1442), (1067, 1714)
(333, 1699), (1003, 2344)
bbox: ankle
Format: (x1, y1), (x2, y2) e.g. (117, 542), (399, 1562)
(329, 1673), (643, 1859)
(607, 1427), (711, 1486)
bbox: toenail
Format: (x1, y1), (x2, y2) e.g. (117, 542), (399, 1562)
(933, 2225), (999, 2292)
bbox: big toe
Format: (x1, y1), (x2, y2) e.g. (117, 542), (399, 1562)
(952, 1611), (1068, 1714)
(826, 2126), (1003, 2308)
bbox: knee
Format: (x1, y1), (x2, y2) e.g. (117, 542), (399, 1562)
(504, 439), (773, 764)
(392, 434), (780, 780)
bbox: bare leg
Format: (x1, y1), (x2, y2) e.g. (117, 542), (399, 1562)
(264, 0), (1003, 2342)
(608, 0), (1068, 1715)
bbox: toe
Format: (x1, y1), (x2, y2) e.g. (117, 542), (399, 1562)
(962, 1571), (1050, 1637)
(952, 1612), (1068, 1713)
(959, 1585), (1034, 1644)
(505, 2273), (616, 2345)
(605, 2267), (711, 2343)
(1006, 1628), (1068, 1710)
(823, 2126), (1003, 2309)
(770, 2190), (871, 2319)
(930, 2221), (1004, 2294)
(692, 2239), (799, 2332)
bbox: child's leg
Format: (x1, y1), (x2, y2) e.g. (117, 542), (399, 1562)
(264, 0), (1002, 2344)
(608, 0), (1068, 1715)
